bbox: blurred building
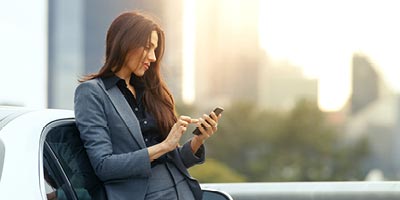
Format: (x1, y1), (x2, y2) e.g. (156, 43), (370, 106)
(258, 58), (318, 110)
(351, 54), (379, 114)
(162, 0), (184, 101)
(345, 54), (400, 179)
(193, 0), (263, 109)
(48, 0), (183, 109)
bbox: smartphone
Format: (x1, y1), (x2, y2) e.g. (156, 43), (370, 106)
(192, 107), (224, 135)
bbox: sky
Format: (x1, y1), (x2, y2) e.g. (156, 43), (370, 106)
(259, 0), (400, 111)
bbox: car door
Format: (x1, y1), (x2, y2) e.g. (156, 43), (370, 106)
(42, 119), (106, 200)
(41, 118), (232, 200)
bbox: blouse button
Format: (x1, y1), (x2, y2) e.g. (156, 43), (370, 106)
(145, 138), (149, 142)
(134, 107), (139, 111)
(144, 120), (148, 125)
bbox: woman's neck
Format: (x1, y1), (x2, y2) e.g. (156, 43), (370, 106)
(114, 67), (131, 85)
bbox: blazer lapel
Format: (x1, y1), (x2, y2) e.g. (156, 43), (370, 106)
(97, 79), (146, 149)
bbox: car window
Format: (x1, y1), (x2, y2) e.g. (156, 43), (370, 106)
(43, 150), (77, 200)
(43, 120), (106, 200)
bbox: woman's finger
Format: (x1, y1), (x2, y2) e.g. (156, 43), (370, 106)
(178, 119), (189, 127)
(196, 122), (210, 139)
(211, 124), (218, 132)
(179, 125), (187, 133)
(201, 117), (216, 137)
(199, 117), (212, 130)
(210, 112), (219, 121)
(203, 114), (217, 127)
(179, 115), (192, 123)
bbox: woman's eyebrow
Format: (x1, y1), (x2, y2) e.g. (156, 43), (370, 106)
(145, 39), (158, 49)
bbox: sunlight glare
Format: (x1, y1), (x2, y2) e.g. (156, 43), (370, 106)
(182, 0), (196, 104)
(259, 0), (400, 111)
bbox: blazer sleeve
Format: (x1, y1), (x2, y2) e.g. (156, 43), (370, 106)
(178, 140), (206, 168)
(74, 81), (151, 182)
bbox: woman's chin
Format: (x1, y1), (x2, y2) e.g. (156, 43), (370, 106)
(133, 71), (146, 77)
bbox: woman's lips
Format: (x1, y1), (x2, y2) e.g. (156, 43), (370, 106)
(143, 63), (150, 70)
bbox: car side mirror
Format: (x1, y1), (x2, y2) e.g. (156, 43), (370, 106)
(202, 189), (233, 200)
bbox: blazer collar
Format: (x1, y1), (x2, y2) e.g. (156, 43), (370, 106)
(102, 75), (120, 90)
(102, 74), (145, 90)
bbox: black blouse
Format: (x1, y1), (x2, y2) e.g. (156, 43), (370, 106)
(103, 74), (168, 166)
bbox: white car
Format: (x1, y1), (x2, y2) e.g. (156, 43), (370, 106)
(0, 107), (232, 200)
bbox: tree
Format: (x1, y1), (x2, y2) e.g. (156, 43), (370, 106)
(193, 100), (369, 182)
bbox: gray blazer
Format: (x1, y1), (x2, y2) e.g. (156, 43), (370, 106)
(74, 77), (205, 200)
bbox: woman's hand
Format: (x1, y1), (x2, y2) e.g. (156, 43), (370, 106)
(148, 116), (196, 161)
(162, 116), (195, 151)
(191, 111), (222, 153)
(46, 191), (57, 200)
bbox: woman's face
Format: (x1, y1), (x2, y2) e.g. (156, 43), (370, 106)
(124, 31), (158, 77)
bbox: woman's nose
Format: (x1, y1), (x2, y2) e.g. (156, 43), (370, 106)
(148, 50), (156, 62)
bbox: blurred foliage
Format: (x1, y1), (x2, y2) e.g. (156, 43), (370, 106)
(176, 99), (370, 182)
(189, 158), (247, 183)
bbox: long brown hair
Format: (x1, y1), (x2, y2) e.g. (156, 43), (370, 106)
(81, 11), (177, 137)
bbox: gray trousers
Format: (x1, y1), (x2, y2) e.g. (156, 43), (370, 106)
(145, 162), (195, 200)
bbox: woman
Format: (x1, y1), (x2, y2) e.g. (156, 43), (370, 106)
(74, 11), (220, 200)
